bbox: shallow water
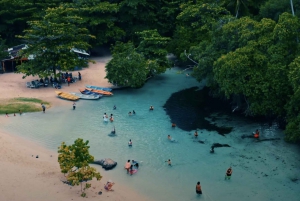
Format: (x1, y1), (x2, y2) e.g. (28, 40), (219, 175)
(1, 67), (300, 201)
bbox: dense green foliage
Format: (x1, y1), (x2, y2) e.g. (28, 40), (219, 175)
(58, 138), (101, 196)
(1, 0), (300, 141)
(16, 5), (93, 78)
(105, 29), (170, 87)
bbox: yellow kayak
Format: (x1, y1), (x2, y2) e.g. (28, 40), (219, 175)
(55, 91), (79, 101)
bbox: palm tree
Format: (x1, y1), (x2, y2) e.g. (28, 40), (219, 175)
(226, 0), (248, 18)
(290, 0), (295, 16)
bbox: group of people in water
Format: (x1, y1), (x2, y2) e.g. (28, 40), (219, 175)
(106, 103), (244, 195)
(124, 159), (139, 175)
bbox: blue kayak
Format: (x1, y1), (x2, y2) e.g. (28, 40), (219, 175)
(79, 89), (103, 97)
(86, 85), (112, 92)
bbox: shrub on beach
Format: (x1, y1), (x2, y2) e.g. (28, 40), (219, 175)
(58, 138), (102, 197)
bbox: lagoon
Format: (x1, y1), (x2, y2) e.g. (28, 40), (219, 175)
(1, 67), (299, 201)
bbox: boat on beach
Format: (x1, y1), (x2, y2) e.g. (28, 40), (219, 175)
(70, 92), (101, 100)
(85, 88), (113, 96)
(55, 91), (79, 101)
(79, 88), (101, 96)
(86, 85), (112, 92)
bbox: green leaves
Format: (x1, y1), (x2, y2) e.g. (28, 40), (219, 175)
(58, 138), (101, 194)
(105, 30), (171, 87)
(105, 42), (148, 88)
(16, 5), (93, 78)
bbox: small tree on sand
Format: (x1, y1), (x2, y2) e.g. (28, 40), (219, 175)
(58, 138), (101, 197)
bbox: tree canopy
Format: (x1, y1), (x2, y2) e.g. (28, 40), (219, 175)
(2, 0), (300, 141)
(58, 138), (101, 197)
(16, 5), (94, 78)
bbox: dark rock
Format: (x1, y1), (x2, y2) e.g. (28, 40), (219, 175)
(91, 158), (117, 170)
(211, 143), (231, 148)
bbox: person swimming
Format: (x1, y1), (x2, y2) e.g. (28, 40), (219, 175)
(165, 159), (172, 166)
(128, 111), (132, 116)
(194, 130), (198, 138)
(172, 123), (176, 128)
(111, 127), (116, 134)
(103, 113), (108, 121)
(210, 146), (215, 153)
(128, 139), (132, 146)
(110, 114), (114, 122)
(132, 160), (139, 169)
(149, 106), (154, 110)
(113, 105), (116, 110)
(168, 135), (171, 140)
(133, 110), (136, 114)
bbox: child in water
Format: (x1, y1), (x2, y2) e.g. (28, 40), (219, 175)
(165, 159), (172, 166)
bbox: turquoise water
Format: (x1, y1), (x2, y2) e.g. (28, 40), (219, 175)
(1, 68), (300, 201)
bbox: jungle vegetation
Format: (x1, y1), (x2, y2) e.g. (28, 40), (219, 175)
(0, 0), (300, 141)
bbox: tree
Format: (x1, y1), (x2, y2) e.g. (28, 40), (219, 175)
(16, 4), (94, 79)
(136, 29), (171, 75)
(0, 0), (64, 45)
(0, 37), (8, 60)
(105, 42), (148, 88)
(70, 0), (123, 46)
(58, 138), (101, 197)
(169, 2), (230, 57)
(105, 30), (170, 87)
(259, 0), (294, 21)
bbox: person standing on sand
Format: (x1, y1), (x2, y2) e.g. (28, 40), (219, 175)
(67, 76), (71, 86)
(5, 113), (9, 117)
(78, 72), (81, 81)
(41, 103), (46, 113)
(196, 182), (202, 194)
(73, 102), (76, 110)
(225, 167), (232, 180)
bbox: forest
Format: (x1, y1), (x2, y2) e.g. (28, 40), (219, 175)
(0, 0), (300, 142)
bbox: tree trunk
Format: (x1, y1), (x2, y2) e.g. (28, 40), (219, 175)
(235, 1), (240, 18)
(290, 0), (295, 16)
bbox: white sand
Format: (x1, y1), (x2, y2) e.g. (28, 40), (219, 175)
(0, 56), (113, 107)
(0, 57), (152, 201)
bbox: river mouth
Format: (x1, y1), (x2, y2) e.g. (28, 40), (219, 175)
(163, 86), (233, 135)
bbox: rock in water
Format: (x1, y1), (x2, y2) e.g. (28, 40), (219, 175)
(92, 158), (117, 170)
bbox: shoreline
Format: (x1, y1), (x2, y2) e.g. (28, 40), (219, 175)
(0, 130), (152, 201)
(0, 56), (153, 201)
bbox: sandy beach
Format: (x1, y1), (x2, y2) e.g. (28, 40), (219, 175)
(0, 57), (152, 201)
(0, 56), (114, 107)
